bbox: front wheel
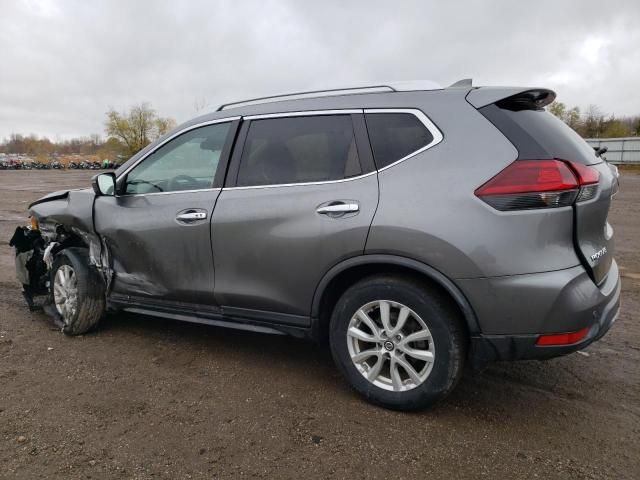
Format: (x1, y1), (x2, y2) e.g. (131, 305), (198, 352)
(329, 275), (466, 410)
(51, 248), (105, 335)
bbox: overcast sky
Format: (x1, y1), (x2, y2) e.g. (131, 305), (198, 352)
(1, 0), (639, 140)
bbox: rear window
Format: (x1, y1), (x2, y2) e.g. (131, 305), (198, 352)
(237, 115), (361, 187)
(480, 105), (600, 165)
(365, 113), (434, 169)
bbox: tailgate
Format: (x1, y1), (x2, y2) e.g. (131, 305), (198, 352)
(574, 161), (617, 284)
(473, 88), (617, 285)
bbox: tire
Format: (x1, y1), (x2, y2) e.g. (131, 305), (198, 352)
(50, 248), (105, 335)
(329, 275), (466, 411)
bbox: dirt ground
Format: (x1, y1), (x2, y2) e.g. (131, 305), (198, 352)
(0, 169), (638, 480)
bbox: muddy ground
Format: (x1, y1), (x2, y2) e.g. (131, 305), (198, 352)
(0, 170), (638, 480)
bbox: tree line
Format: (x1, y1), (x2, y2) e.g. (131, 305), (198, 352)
(0, 133), (122, 158)
(0, 103), (176, 160)
(548, 102), (640, 138)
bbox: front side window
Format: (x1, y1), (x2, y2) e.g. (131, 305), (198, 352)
(236, 115), (361, 187)
(124, 122), (231, 194)
(365, 113), (433, 169)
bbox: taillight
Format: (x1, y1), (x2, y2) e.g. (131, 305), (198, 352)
(475, 159), (600, 211)
(569, 161), (600, 202)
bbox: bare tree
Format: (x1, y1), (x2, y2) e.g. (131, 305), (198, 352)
(583, 104), (605, 138)
(193, 97), (209, 114)
(105, 103), (176, 157)
(565, 106), (582, 132)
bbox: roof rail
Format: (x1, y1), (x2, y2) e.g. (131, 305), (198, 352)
(216, 85), (397, 111)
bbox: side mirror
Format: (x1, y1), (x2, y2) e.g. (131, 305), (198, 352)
(92, 172), (116, 196)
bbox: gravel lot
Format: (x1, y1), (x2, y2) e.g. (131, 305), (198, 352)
(1, 170), (639, 480)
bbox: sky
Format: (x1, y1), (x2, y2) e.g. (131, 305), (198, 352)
(1, 0), (639, 140)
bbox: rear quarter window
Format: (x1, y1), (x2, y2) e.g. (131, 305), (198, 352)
(365, 113), (434, 169)
(480, 105), (600, 165)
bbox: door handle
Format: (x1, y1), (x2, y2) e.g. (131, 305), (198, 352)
(175, 211), (207, 222)
(316, 202), (359, 215)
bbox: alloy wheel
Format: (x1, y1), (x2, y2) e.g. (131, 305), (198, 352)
(53, 265), (78, 324)
(346, 300), (435, 392)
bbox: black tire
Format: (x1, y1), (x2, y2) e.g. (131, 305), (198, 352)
(50, 248), (105, 335)
(329, 275), (466, 411)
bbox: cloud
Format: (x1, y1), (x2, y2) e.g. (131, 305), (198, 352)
(0, 0), (639, 139)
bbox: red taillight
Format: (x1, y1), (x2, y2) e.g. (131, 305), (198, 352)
(568, 161), (600, 202)
(475, 159), (600, 211)
(475, 160), (578, 196)
(535, 326), (590, 346)
(567, 161), (600, 185)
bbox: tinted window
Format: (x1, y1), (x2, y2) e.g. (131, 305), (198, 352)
(481, 105), (599, 165)
(236, 115), (361, 187)
(365, 113), (433, 169)
(125, 122), (230, 194)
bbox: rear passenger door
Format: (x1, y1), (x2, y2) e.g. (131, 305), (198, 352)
(211, 111), (378, 324)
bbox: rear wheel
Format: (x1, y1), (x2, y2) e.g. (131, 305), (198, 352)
(51, 248), (105, 335)
(329, 275), (465, 410)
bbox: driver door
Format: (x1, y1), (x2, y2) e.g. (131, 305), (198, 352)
(94, 119), (238, 307)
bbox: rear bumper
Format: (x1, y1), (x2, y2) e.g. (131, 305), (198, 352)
(466, 259), (621, 367)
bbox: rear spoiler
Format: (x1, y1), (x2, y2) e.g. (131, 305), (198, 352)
(466, 87), (556, 110)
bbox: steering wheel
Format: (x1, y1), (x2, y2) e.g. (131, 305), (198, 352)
(169, 174), (199, 191)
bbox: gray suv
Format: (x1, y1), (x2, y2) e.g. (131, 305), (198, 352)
(19, 81), (621, 410)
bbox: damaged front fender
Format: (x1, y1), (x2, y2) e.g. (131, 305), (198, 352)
(27, 187), (113, 293)
(29, 188), (94, 237)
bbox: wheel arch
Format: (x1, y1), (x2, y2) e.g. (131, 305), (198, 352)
(311, 254), (480, 342)
(58, 245), (91, 265)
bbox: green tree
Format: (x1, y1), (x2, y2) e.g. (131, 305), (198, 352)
(548, 101), (566, 119)
(601, 117), (632, 138)
(105, 103), (176, 157)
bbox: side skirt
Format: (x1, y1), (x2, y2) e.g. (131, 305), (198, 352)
(108, 294), (311, 339)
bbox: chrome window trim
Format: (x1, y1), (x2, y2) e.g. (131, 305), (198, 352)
(223, 108), (442, 191)
(120, 187), (222, 198)
(115, 108), (443, 194)
(116, 116), (240, 187)
(243, 109), (362, 120)
(364, 108), (444, 173)
(222, 171), (377, 191)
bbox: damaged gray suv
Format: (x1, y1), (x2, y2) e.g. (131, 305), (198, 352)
(16, 81), (621, 410)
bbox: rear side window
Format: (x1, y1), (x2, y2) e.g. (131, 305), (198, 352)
(237, 115), (361, 187)
(365, 113), (434, 169)
(480, 105), (599, 165)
